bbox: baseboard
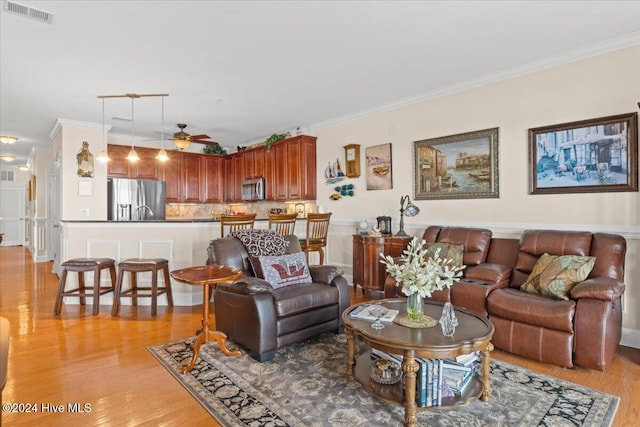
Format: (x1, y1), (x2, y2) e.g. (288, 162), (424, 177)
(621, 327), (640, 349)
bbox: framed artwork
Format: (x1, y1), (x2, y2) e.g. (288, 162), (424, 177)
(366, 143), (393, 190)
(31, 175), (36, 201)
(413, 128), (499, 200)
(529, 113), (638, 194)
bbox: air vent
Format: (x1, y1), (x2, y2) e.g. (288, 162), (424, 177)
(3, 0), (54, 24)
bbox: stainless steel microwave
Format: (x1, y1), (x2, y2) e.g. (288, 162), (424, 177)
(241, 177), (265, 201)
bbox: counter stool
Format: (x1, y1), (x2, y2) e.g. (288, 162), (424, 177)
(111, 258), (173, 317)
(54, 258), (117, 316)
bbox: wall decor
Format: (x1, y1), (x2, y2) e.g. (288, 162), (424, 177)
(366, 143), (393, 190)
(324, 157), (346, 185)
(76, 141), (95, 178)
(30, 175), (36, 201)
(414, 128), (499, 200)
(343, 144), (361, 178)
(529, 113), (638, 194)
(329, 183), (355, 201)
(376, 216), (392, 236)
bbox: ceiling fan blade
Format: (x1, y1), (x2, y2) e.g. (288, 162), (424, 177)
(192, 140), (219, 146)
(189, 134), (211, 140)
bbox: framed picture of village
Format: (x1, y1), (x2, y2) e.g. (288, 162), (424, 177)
(413, 128), (499, 200)
(529, 113), (638, 195)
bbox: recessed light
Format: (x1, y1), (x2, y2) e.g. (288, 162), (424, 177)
(0, 136), (18, 144)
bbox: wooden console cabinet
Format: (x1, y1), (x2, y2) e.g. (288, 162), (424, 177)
(352, 235), (412, 297)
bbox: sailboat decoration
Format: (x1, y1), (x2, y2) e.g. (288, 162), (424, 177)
(325, 158), (346, 184)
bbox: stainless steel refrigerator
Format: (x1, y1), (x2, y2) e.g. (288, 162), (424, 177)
(107, 178), (166, 221)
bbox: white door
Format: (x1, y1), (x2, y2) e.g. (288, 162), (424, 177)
(0, 182), (26, 246)
(48, 165), (61, 274)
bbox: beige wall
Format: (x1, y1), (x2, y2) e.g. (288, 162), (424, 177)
(313, 45), (640, 344)
(52, 120), (109, 221)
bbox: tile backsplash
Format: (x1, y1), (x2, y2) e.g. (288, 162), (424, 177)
(166, 201), (319, 220)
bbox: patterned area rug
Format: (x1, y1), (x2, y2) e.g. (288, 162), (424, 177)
(148, 333), (619, 427)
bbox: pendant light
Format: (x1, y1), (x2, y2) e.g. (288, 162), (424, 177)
(156, 96), (169, 162)
(126, 97), (139, 162)
(97, 98), (110, 163)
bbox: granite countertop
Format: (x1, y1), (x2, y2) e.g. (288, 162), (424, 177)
(62, 218), (272, 223)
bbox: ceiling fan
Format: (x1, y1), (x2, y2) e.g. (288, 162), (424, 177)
(171, 123), (219, 150)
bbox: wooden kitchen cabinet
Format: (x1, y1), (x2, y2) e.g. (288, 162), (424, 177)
(270, 135), (316, 201)
(109, 145), (223, 203)
(134, 146), (160, 180)
(182, 153), (204, 202)
(107, 144), (159, 180)
(162, 150), (183, 202)
(290, 136), (316, 200)
(202, 155), (224, 203)
(352, 235), (412, 297)
(222, 135), (316, 202)
(107, 144), (162, 180)
(272, 142), (289, 200)
(241, 149), (262, 179)
(107, 144), (132, 177)
(163, 151), (222, 203)
(224, 156), (236, 202)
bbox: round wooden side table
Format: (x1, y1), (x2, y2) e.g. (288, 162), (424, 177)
(170, 264), (242, 374)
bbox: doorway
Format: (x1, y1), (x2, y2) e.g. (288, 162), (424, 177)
(0, 182), (26, 246)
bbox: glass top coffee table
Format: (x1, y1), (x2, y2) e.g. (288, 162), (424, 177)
(342, 299), (494, 427)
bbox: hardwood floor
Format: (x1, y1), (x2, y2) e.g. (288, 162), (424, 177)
(1, 246), (638, 426)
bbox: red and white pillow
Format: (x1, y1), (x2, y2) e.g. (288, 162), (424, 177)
(249, 252), (312, 289)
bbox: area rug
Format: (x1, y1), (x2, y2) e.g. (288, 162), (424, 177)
(148, 333), (619, 427)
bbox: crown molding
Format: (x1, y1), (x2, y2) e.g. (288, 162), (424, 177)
(49, 119), (111, 140)
(309, 33), (640, 131)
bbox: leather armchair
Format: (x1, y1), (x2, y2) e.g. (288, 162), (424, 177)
(208, 235), (350, 362)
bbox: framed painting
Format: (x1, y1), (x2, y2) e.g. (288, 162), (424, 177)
(366, 143), (393, 190)
(413, 128), (499, 200)
(529, 113), (638, 194)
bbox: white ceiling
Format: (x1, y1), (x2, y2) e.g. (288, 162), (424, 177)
(1, 1), (640, 165)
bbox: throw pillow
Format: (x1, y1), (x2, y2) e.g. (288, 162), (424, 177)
(426, 242), (464, 268)
(229, 229), (289, 256)
(249, 252), (312, 289)
(520, 253), (596, 300)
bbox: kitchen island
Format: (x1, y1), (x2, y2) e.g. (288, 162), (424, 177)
(59, 218), (305, 307)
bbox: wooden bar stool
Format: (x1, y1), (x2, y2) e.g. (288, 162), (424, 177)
(111, 258), (174, 317)
(299, 212), (332, 265)
(54, 258), (117, 316)
(268, 213), (298, 235)
(220, 213), (256, 237)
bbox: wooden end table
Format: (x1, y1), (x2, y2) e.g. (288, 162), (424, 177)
(342, 299), (494, 427)
(170, 264), (242, 374)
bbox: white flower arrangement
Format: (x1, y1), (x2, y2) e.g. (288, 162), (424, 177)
(380, 237), (465, 298)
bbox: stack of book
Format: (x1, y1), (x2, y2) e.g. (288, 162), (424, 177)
(370, 350), (479, 407)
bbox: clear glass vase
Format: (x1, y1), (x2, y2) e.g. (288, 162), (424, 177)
(439, 302), (458, 336)
(406, 293), (424, 322)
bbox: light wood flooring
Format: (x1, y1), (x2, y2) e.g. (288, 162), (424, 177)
(1, 246), (638, 426)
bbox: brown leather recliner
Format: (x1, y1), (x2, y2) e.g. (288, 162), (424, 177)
(385, 226), (512, 316)
(487, 230), (626, 370)
(208, 235), (350, 362)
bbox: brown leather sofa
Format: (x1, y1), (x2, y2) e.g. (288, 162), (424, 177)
(385, 226), (514, 316)
(384, 226), (626, 370)
(208, 235), (350, 362)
